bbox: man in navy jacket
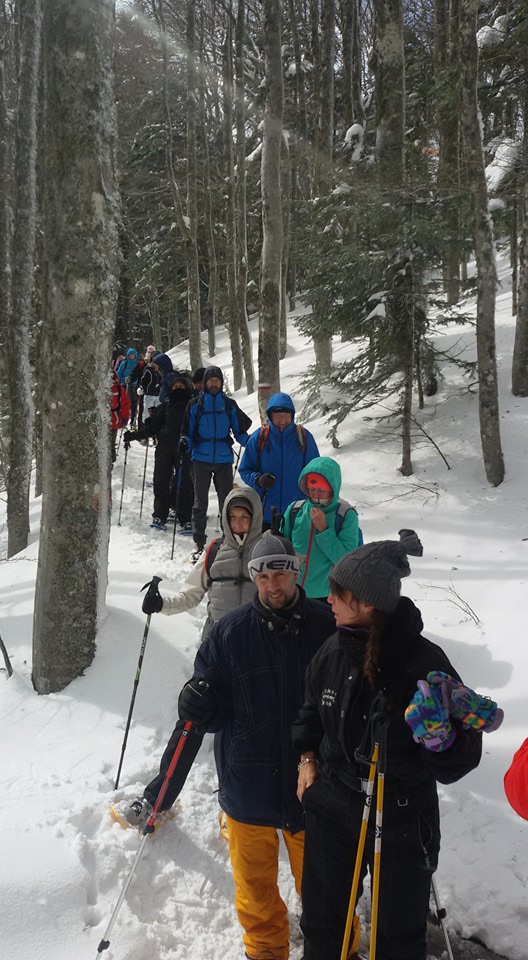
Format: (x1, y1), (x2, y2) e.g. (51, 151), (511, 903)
(117, 535), (335, 960)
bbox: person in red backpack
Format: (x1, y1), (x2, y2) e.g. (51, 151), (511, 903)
(504, 738), (528, 820)
(110, 370), (130, 464)
(239, 392), (319, 530)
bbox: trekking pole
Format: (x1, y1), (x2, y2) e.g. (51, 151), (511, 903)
(270, 505), (282, 535)
(97, 720), (193, 959)
(431, 876), (455, 960)
(233, 444), (242, 480)
(340, 743), (378, 960)
(139, 439), (150, 520)
(340, 698), (389, 960)
(114, 576), (162, 790)
(117, 441), (129, 526)
(368, 709), (390, 960)
(116, 425), (124, 457)
(170, 456), (184, 561)
(0, 629), (13, 677)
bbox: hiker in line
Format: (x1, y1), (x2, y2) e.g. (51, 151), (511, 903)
(110, 370), (130, 465)
(138, 486), (262, 640)
(280, 456), (360, 601)
(136, 345), (159, 427)
(116, 347), (141, 426)
(124, 372), (194, 531)
(192, 366), (205, 394)
(292, 534), (492, 960)
(113, 534), (336, 960)
(239, 392), (319, 531)
(182, 365), (252, 563)
(151, 352), (174, 403)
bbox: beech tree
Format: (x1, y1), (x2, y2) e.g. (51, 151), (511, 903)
(459, 0), (504, 486)
(32, 0), (120, 693)
(259, 0), (283, 405)
(6, 0), (42, 557)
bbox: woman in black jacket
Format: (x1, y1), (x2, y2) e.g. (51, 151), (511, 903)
(292, 533), (485, 960)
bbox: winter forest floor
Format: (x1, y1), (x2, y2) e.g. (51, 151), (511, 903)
(1, 259), (527, 960)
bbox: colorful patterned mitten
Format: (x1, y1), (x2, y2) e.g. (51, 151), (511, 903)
(426, 671), (504, 733)
(404, 680), (456, 752)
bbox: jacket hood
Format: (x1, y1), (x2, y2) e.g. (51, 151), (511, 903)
(166, 371), (193, 394)
(152, 353), (174, 376)
(298, 456), (341, 504)
(266, 392), (295, 415)
(126, 348), (138, 359)
(221, 485), (263, 548)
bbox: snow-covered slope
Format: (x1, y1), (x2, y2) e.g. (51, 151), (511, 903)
(1, 261), (527, 960)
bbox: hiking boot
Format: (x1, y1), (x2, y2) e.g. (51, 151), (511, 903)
(110, 796), (153, 829)
(181, 521), (193, 533)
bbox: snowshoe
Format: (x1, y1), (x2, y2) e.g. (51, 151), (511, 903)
(150, 518), (167, 531)
(110, 796), (175, 832)
(178, 522), (194, 536)
(189, 546), (205, 564)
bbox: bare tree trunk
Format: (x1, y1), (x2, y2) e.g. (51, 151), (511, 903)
(513, 149), (528, 396)
(186, 0), (202, 371)
(0, 2), (12, 404)
(33, 0), (120, 693)
(280, 130), (290, 359)
(340, 0), (363, 129)
(6, 0), (42, 557)
(198, 14), (217, 359)
(372, 0), (405, 180)
(459, 0), (504, 486)
(223, 21), (243, 390)
(510, 201), (518, 317)
(312, 0), (334, 373)
(435, 0), (460, 304)
(259, 0), (283, 396)
(235, 0), (255, 392)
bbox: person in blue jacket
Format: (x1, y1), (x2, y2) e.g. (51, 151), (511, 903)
(182, 365), (252, 561)
(116, 347), (141, 425)
(116, 346), (139, 385)
(239, 392), (319, 530)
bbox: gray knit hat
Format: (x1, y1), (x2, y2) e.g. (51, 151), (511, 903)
(330, 529), (423, 612)
(248, 535), (301, 581)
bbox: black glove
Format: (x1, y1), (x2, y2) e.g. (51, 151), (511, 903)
(398, 528), (423, 557)
(178, 679), (218, 727)
(141, 576), (163, 614)
(123, 430), (136, 447)
(257, 472), (276, 490)
(179, 437), (188, 452)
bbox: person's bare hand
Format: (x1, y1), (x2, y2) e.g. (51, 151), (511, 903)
(310, 506), (327, 532)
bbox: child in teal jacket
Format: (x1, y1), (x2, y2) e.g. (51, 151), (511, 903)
(280, 456), (360, 601)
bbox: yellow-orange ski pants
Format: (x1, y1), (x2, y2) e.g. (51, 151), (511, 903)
(225, 813), (360, 960)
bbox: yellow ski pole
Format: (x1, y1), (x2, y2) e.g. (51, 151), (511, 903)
(369, 712), (390, 960)
(340, 745), (378, 960)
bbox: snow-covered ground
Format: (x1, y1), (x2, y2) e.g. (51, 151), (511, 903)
(1, 260), (527, 960)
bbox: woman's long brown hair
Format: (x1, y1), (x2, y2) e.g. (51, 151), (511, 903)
(328, 578), (386, 687)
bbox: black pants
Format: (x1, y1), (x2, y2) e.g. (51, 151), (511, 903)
(191, 460), (233, 547)
(153, 447), (193, 524)
(144, 719), (205, 811)
(301, 777), (440, 960)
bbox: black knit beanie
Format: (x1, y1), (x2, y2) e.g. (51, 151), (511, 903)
(330, 529), (423, 612)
